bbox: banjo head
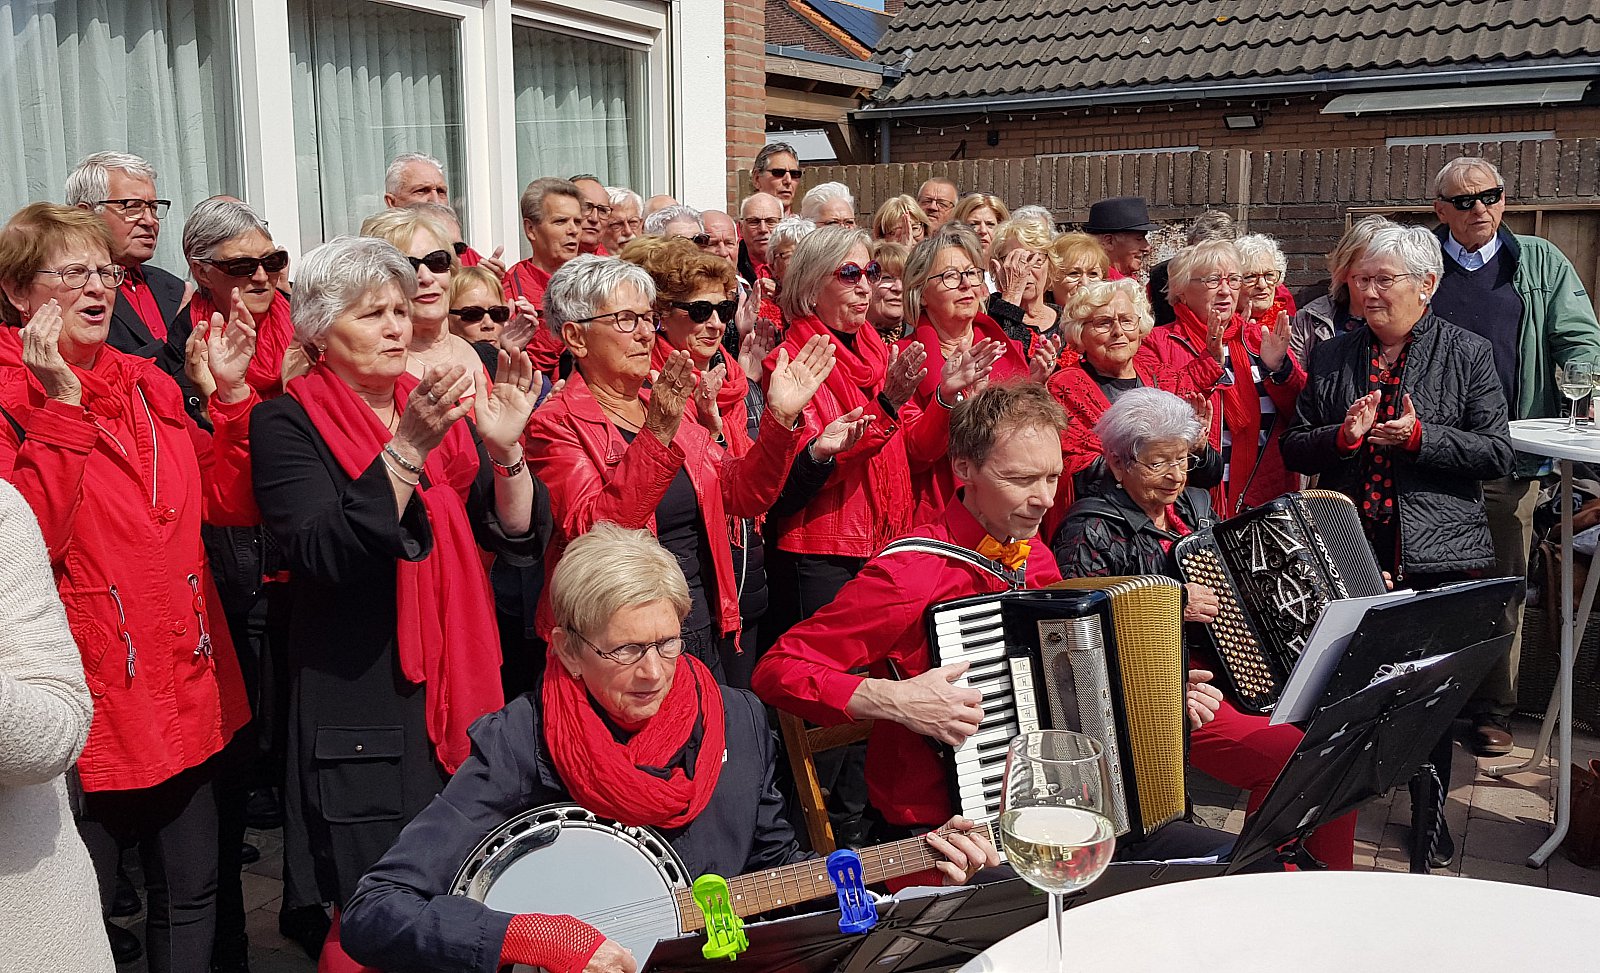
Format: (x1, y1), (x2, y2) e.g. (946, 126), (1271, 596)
(452, 804), (689, 965)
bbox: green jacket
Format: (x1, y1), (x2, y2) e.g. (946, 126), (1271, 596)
(1435, 227), (1600, 476)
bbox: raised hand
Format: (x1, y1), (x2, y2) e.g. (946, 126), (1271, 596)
(498, 297), (541, 355)
(1260, 309), (1292, 372)
(1341, 390), (1382, 446)
(19, 300), (81, 405)
(810, 405), (872, 461)
(1368, 392), (1419, 448)
(1205, 305), (1230, 363)
(644, 349), (695, 446)
(993, 249), (1038, 305)
(206, 289), (259, 403)
(735, 285), (759, 340)
(940, 337), (1006, 401)
(693, 362), (727, 438)
(739, 319), (778, 382)
(394, 363), (474, 465)
(1029, 333), (1063, 384)
(184, 323), (218, 401)
(1186, 669), (1224, 730)
(765, 334), (837, 427)
(1180, 388), (1214, 434)
(478, 245), (508, 281)
(476, 349), (537, 459)
(882, 341), (928, 410)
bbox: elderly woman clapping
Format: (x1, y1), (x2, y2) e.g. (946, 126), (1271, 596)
(1235, 233), (1296, 329)
(250, 237), (549, 950)
(1053, 387), (1358, 871)
(1147, 239), (1303, 514)
(526, 255), (836, 682)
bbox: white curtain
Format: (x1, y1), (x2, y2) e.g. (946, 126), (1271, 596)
(0, 0), (240, 270)
(289, 0), (466, 251)
(512, 24), (643, 192)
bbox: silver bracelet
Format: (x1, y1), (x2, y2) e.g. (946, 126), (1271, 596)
(380, 454), (420, 487)
(383, 441), (424, 476)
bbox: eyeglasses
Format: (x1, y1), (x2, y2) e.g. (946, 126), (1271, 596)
(689, 233), (712, 247)
(573, 630), (686, 666)
(203, 250), (289, 278)
(918, 196), (955, 212)
(580, 201), (612, 219)
(450, 304), (511, 324)
(1241, 271), (1281, 286)
(575, 308), (655, 333)
(1350, 272), (1418, 292)
(608, 217), (644, 233)
(670, 299), (739, 324)
(816, 217), (857, 228)
(1198, 273), (1243, 289)
(1438, 186), (1504, 211)
(836, 261), (884, 285)
(926, 267), (985, 290)
(764, 167), (803, 180)
(1058, 269), (1103, 283)
(34, 264), (127, 289)
(407, 249), (453, 274)
(95, 198), (171, 221)
(1132, 453), (1201, 475)
(1084, 315), (1141, 335)
(452, 241), (470, 257)
(741, 216), (781, 230)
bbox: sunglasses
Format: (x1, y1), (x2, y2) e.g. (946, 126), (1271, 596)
(204, 250), (289, 278)
(452, 241), (470, 256)
(689, 233), (712, 247)
(408, 249), (453, 273)
(670, 299), (739, 324)
(835, 261), (883, 285)
(765, 167), (803, 180)
(1438, 187), (1504, 211)
(450, 304), (511, 324)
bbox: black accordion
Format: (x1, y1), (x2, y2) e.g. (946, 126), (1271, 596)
(1172, 490), (1386, 714)
(925, 577), (1187, 842)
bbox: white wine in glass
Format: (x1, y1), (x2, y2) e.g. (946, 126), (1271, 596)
(1559, 361), (1595, 434)
(1000, 730), (1116, 973)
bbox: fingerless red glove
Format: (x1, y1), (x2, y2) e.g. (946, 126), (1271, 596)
(500, 913), (604, 973)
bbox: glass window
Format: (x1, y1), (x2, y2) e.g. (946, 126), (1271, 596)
(512, 23), (646, 192)
(289, 0), (466, 251)
(0, 0), (241, 270)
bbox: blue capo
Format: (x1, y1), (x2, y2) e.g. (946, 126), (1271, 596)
(825, 849), (879, 933)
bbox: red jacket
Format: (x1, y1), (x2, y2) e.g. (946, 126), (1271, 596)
(502, 259), (567, 378)
(752, 496), (1062, 829)
(0, 336), (254, 791)
(897, 313), (1031, 526)
(523, 371), (802, 640)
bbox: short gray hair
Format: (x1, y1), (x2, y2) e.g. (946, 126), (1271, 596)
(181, 198), (272, 263)
(520, 177), (583, 225)
(550, 523), (691, 639)
(385, 153), (445, 197)
(410, 201), (462, 237)
(1362, 223), (1443, 290)
(1011, 205), (1056, 232)
(607, 187), (643, 212)
(1166, 240), (1242, 298)
(1061, 278), (1153, 351)
(768, 216), (817, 258)
(753, 142), (800, 176)
(65, 151), (158, 206)
(644, 204), (703, 237)
(1234, 233), (1287, 278)
(904, 223), (985, 323)
(800, 182), (855, 220)
(778, 226), (872, 322)
(1094, 387), (1203, 461)
(291, 237), (416, 345)
(543, 254), (656, 335)
(1434, 156), (1503, 197)
(1186, 210), (1236, 246)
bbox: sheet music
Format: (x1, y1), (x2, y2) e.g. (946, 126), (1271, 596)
(1269, 589), (1418, 724)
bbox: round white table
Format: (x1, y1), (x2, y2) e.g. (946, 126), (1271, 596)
(957, 872), (1598, 972)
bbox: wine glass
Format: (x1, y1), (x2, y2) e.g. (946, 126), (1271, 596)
(999, 730), (1116, 973)
(1558, 360), (1595, 434)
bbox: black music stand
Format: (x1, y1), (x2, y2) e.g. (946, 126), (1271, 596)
(641, 906), (859, 973)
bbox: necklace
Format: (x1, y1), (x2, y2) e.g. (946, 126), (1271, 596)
(597, 399), (645, 432)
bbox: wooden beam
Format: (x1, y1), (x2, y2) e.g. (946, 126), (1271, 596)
(819, 119), (866, 166)
(765, 86), (860, 123)
(765, 53), (882, 91)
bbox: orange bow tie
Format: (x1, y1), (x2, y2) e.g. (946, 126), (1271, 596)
(977, 535), (1031, 571)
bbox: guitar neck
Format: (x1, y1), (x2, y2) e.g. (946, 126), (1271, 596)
(675, 819), (999, 931)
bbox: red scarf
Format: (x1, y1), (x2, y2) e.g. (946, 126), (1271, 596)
(541, 651), (726, 828)
(285, 365), (503, 773)
(1171, 302), (1262, 492)
(649, 334), (749, 429)
(190, 290), (294, 397)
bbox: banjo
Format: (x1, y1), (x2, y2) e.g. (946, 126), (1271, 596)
(451, 803), (999, 967)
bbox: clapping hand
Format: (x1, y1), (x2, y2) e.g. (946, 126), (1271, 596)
(765, 334), (836, 428)
(1029, 333), (1063, 384)
(477, 246), (508, 281)
(184, 323), (218, 402)
(882, 341), (928, 410)
(19, 300), (81, 405)
(394, 363), (475, 468)
(204, 288), (259, 404)
(1341, 390), (1381, 446)
(1180, 388), (1214, 433)
(809, 405), (872, 461)
(739, 319), (779, 382)
(644, 350), (696, 446)
(1205, 305), (1230, 363)
(940, 337), (1006, 401)
(1260, 309), (1292, 372)
(497, 297), (541, 356)
(693, 362), (727, 439)
(1368, 392), (1418, 448)
(476, 349), (537, 460)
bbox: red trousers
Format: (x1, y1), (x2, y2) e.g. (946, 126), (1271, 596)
(1189, 698), (1358, 870)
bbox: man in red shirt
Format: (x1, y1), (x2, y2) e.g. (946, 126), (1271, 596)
(66, 151), (186, 356)
(503, 177), (586, 376)
(569, 175), (612, 256)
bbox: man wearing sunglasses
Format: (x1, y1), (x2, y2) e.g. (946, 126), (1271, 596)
(1429, 156), (1600, 757)
(65, 151), (187, 357)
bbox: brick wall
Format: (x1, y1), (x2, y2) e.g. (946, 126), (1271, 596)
(725, 0), (769, 205)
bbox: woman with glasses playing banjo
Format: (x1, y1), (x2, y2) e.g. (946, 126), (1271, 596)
(340, 525), (997, 973)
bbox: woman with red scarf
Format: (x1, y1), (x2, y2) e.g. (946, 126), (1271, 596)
(1146, 239), (1303, 516)
(0, 203), (259, 972)
(249, 236), (550, 966)
(339, 525), (996, 973)
(899, 224), (1037, 525)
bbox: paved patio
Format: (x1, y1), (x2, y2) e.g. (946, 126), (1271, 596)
(110, 716), (1600, 971)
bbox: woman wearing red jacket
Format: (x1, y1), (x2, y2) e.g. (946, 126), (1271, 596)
(0, 203), (259, 973)
(1146, 239), (1303, 516)
(525, 254), (837, 683)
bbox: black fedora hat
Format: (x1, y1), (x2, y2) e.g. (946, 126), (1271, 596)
(1085, 196), (1158, 234)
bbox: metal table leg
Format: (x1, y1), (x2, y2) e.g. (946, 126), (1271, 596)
(1527, 461), (1576, 867)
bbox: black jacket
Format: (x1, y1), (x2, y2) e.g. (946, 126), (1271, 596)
(339, 687), (809, 973)
(108, 260), (187, 359)
(1051, 480), (1216, 580)
(1280, 312), (1513, 577)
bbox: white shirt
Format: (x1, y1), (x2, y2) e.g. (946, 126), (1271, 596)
(1442, 231), (1501, 271)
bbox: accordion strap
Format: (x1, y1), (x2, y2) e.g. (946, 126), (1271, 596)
(879, 537), (1026, 590)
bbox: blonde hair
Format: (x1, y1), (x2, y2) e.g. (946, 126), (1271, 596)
(448, 264), (503, 307)
(1051, 232), (1111, 279)
(360, 208), (457, 269)
(951, 193), (1010, 228)
(1061, 278), (1154, 351)
(871, 194), (930, 240)
(550, 523), (691, 640)
(0, 203), (114, 326)
(989, 218), (1057, 267)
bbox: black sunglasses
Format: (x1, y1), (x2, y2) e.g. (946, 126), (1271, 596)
(765, 167), (803, 180)
(451, 241), (469, 256)
(204, 250), (289, 277)
(670, 299), (739, 324)
(690, 233), (712, 247)
(835, 260), (883, 285)
(450, 304), (511, 324)
(408, 249), (453, 273)
(1438, 186), (1504, 211)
